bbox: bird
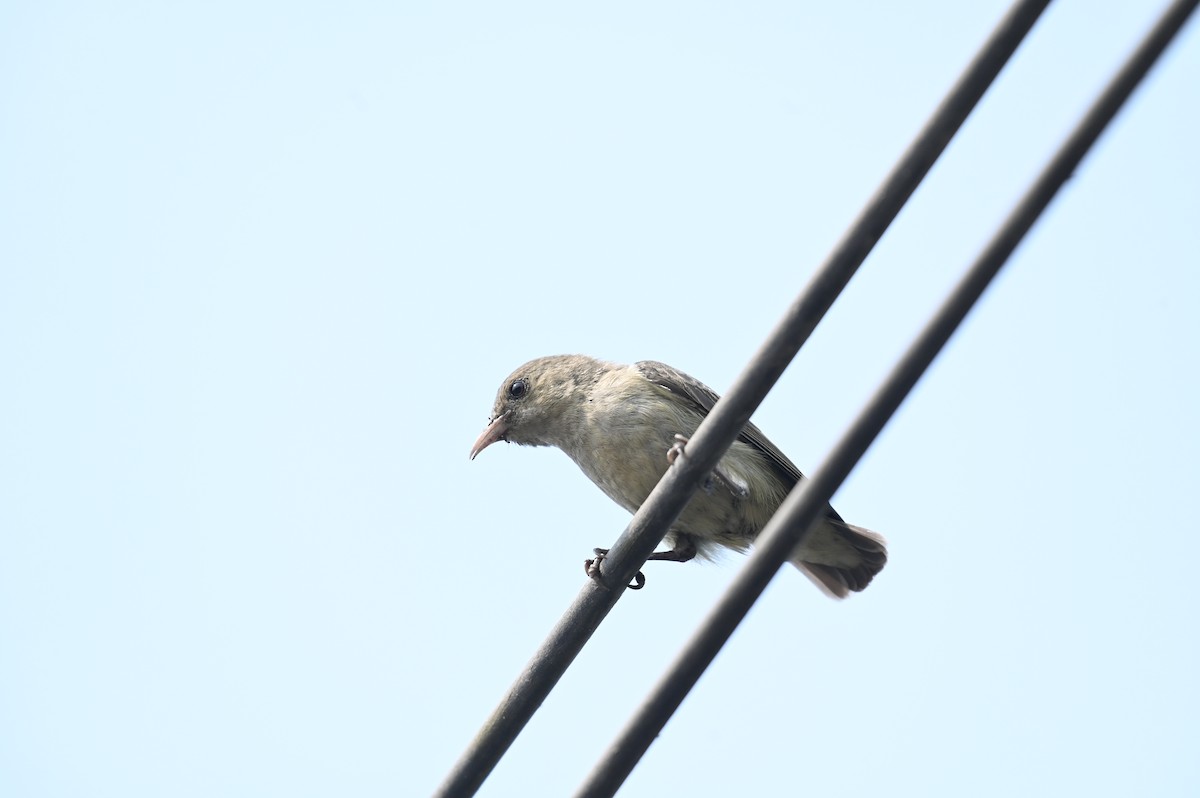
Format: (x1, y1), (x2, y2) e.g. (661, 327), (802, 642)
(469, 355), (886, 598)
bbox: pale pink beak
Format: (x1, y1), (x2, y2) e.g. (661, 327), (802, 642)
(469, 412), (510, 460)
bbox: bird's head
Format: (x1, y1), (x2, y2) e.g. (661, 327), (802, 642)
(469, 354), (610, 460)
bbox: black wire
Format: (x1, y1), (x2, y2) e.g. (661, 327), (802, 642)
(573, 1), (1199, 794)
(434, 1), (1050, 795)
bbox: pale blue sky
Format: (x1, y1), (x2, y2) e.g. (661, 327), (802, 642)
(2, 2), (1198, 796)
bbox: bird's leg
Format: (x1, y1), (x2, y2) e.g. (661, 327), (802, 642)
(666, 434), (750, 499)
(646, 537), (698, 563)
(585, 538), (697, 590)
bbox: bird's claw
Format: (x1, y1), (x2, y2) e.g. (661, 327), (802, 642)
(665, 434), (750, 499)
(584, 548), (606, 581)
(584, 548), (646, 590)
(667, 434), (688, 466)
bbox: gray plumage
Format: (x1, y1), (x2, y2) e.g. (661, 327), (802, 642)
(469, 354), (886, 598)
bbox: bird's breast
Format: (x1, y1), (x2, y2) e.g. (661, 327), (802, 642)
(569, 423), (673, 514)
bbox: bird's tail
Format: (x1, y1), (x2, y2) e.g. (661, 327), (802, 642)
(791, 522), (887, 599)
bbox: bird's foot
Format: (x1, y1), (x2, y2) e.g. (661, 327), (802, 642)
(666, 434), (750, 499)
(584, 548), (646, 590)
(666, 434), (688, 466)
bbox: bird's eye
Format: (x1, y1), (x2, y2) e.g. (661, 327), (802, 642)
(507, 379), (529, 399)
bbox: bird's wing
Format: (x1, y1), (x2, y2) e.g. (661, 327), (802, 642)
(636, 359), (844, 504)
(635, 360), (845, 522)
